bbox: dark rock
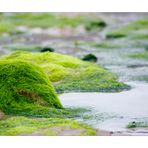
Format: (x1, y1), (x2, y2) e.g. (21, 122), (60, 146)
(82, 54), (98, 62)
(41, 47), (55, 52)
(85, 21), (107, 31)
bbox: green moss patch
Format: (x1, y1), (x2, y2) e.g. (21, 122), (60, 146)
(127, 121), (148, 129)
(106, 19), (148, 39)
(129, 51), (148, 60)
(2, 13), (85, 28)
(2, 51), (129, 93)
(0, 60), (62, 114)
(132, 34), (148, 40)
(106, 33), (126, 39)
(5, 45), (42, 52)
(0, 116), (97, 136)
(75, 41), (120, 49)
(0, 13), (105, 35)
(85, 20), (106, 31)
(8, 105), (90, 120)
(0, 22), (15, 34)
(4, 45), (55, 53)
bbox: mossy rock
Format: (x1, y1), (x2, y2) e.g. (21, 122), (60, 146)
(82, 53), (98, 62)
(0, 60), (63, 114)
(85, 20), (106, 31)
(127, 121), (137, 128)
(1, 51), (129, 93)
(106, 33), (126, 39)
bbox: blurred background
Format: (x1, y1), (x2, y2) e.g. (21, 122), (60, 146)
(0, 12), (148, 82)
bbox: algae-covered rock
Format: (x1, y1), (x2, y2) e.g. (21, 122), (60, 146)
(0, 60), (63, 114)
(2, 51), (129, 93)
(85, 20), (106, 31)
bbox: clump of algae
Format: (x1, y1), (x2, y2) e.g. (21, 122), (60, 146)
(0, 60), (63, 114)
(2, 51), (129, 93)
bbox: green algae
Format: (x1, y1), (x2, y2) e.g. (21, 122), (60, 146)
(0, 60), (63, 114)
(106, 33), (126, 39)
(0, 116), (97, 136)
(75, 41), (120, 49)
(8, 105), (90, 120)
(4, 13), (85, 28)
(129, 51), (148, 60)
(0, 13), (105, 35)
(85, 20), (106, 31)
(131, 34), (148, 40)
(5, 45), (42, 52)
(0, 22), (15, 34)
(1, 51), (129, 93)
(127, 121), (148, 129)
(106, 19), (148, 39)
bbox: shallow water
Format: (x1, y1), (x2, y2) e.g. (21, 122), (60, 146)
(58, 43), (148, 135)
(59, 82), (148, 135)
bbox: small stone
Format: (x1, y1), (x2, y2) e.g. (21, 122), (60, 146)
(41, 47), (55, 52)
(82, 53), (98, 62)
(0, 111), (5, 120)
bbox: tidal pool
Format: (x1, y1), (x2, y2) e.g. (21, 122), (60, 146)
(59, 82), (148, 135)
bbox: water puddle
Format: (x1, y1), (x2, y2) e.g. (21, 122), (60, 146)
(59, 82), (148, 135)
